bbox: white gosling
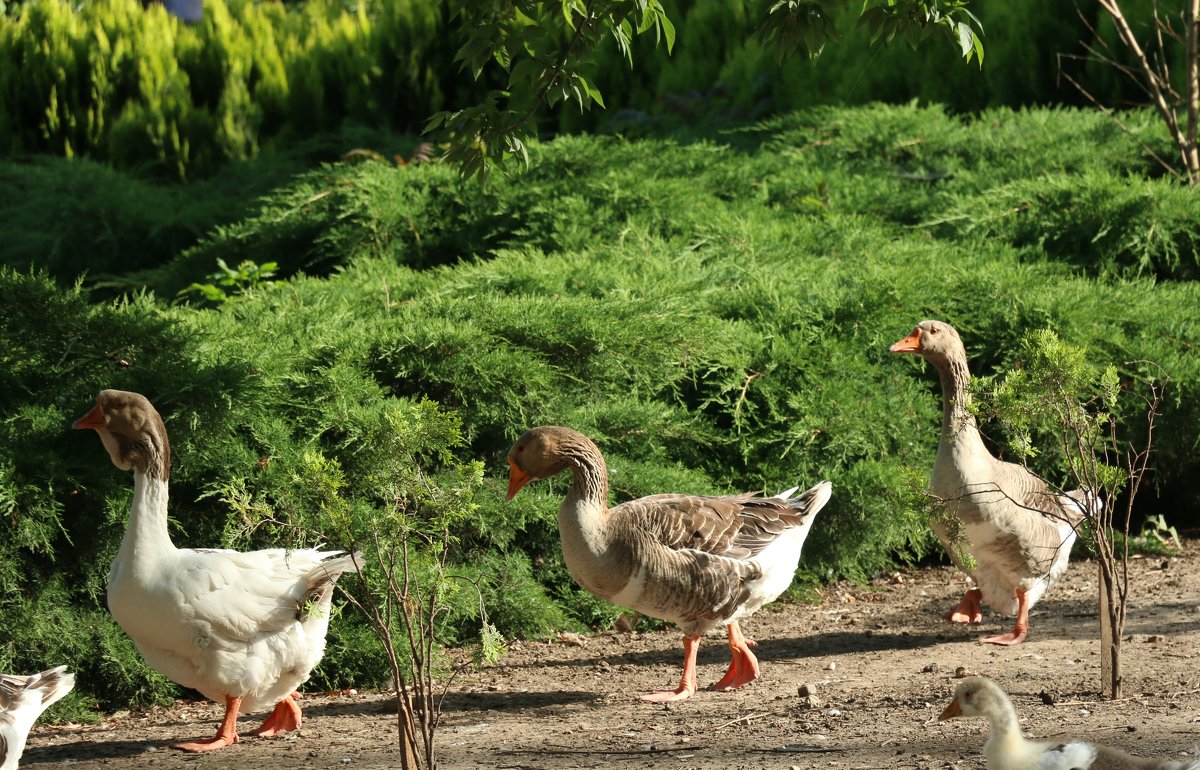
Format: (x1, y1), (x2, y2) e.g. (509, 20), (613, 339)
(74, 389), (359, 752)
(941, 676), (1200, 769)
(506, 425), (831, 703)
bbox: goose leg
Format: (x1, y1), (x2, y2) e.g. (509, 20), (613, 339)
(979, 589), (1029, 646)
(639, 635), (699, 703)
(250, 692), (303, 737)
(711, 621), (761, 691)
(946, 588), (983, 624)
(173, 695), (241, 752)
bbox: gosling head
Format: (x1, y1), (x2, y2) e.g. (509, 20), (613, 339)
(939, 676), (1010, 721)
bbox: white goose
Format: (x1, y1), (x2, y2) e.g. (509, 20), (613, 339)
(73, 389), (359, 752)
(890, 321), (1091, 645)
(941, 676), (1200, 769)
(506, 426), (831, 703)
(0, 666), (74, 770)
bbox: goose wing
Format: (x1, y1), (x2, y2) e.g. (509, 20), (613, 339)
(173, 548), (356, 646)
(618, 487), (819, 561)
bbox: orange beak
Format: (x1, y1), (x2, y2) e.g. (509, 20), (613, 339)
(889, 327), (922, 354)
(938, 698), (962, 721)
(72, 403), (105, 430)
(506, 458), (532, 501)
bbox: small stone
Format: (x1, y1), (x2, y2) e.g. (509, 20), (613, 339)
(1146, 635), (1163, 643)
(827, 662), (838, 671)
(1040, 691), (1056, 705)
(799, 694), (822, 709)
(954, 666), (971, 678)
(922, 663), (939, 674)
(825, 708), (842, 716)
(798, 683), (819, 698)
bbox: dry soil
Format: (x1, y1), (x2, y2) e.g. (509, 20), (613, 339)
(22, 546), (1200, 769)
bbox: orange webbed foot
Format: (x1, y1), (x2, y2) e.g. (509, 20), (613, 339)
(250, 694), (303, 738)
(945, 588), (983, 624)
(638, 685), (696, 703)
(639, 635), (700, 704)
(979, 630), (1027, 646)
(173, 735), (239, 752)
(710, 622), (761, 691)
(979, 590), (1029, 645)
(172, 695), (241, 752)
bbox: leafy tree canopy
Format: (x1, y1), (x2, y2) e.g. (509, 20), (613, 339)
(429, 0), (985, 180)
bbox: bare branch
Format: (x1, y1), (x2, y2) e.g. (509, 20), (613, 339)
(1057, 68), (1184, 181)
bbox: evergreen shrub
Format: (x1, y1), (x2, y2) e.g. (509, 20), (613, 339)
(0, 0), (1187, 179)
(1, 105), (1198, 714)
(0, 0), (444, 178)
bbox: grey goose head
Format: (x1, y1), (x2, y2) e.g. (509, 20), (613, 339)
(889, 320), (966, 368)
(73, 389), (171, 480)
(506, 426), (597, 501)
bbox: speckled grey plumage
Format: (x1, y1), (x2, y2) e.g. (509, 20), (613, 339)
(507, 426), (831, 636)
(893, 321), (1089, 615)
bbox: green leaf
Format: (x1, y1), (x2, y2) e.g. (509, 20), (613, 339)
(577, 74), (604, 109)
(659, 8), (676, 53)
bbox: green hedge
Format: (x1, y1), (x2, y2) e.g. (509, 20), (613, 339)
(2, 105), (1198, 715)
(0, 0), (445, 178)
(0, 0), (1188, 179)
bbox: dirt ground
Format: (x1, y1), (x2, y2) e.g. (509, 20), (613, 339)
(23, 545), (1200, 770)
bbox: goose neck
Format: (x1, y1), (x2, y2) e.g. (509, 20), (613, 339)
(936, 354), (985, 453)
(560, 444), (609, 524)
(554, 439), (618, 596)
(119, 469), (176, 561)
(981, 700), (1031, 765)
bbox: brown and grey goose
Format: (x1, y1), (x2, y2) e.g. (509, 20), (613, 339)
(506, 426), (832, 702)
(941, 676), (1200, 769)
(0, 666), (74, 770)
(890, 321), (1092, 644)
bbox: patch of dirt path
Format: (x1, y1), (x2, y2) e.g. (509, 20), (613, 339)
(24, 547), (1200, 769)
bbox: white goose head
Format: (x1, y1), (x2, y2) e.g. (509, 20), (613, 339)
(73, 389), (171, 480)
